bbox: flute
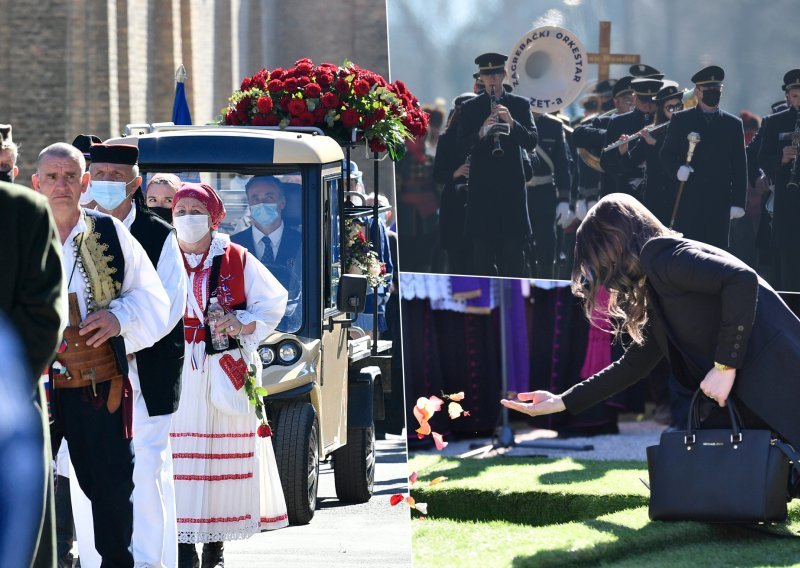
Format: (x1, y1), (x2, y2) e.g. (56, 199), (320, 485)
(602, 121), (670, 153)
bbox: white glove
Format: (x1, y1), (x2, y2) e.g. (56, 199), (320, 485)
(730, 206), (745, 220)
(677, 165), (694, 182)
(575, 199), (588, 221)
(555, 202), (574, 228)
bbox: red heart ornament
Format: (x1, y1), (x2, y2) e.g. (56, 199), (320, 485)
(219, 354), (247, 390)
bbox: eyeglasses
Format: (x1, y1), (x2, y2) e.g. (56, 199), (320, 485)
(665, 104), (684, 113)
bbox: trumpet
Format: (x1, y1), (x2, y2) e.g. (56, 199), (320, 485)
(602, 121), (670, 153)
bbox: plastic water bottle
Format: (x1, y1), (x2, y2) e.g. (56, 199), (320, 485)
(207, 297), (229, 350)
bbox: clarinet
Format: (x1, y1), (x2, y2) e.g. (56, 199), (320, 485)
(787, 112), (800, 191)
(490, 85), (504, 157)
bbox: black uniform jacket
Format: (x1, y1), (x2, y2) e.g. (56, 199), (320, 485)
(432, 128), (469, 251)
(573, 113), (614, 198)
(620, 128), (677, 225)
(562, 236), (800, 448)
(532, 113), (571, 200)
(660, 106), (747, 249)
(457, 91), (538, 238)
(600, 108), (650, 197)
(758, 106), (799, 243)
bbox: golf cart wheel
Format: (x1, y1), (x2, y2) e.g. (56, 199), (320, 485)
(273, 401), (319, 525)
(332, 424), (376, 503)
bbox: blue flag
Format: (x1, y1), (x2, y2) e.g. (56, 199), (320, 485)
(172, 79), (192, 125)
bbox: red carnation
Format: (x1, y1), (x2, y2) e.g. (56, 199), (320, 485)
(369, 137), (387, 153)
(287, 98), (307, 117)
(263, 114), (280, 126)
(334, 77), (350, 94)
(316, 72), (334, 88)
(321, 92), (339, 109)
(251, 114), (264, 126)
(257, 423), (272, 438)
(394, 80), (408, 95)
(373, 107), (387, 122)
(256, 96), (273, 114)
(299, 111), (316, 126)
(284, 77), (299, 93)
(270, 68), (285, 80)
(304, 83), (322, 99)
(237, 110), (248, 122)
(267, 79), (284, 93)
(235, 96), (251, 114)
(225, 109), (238, 125)
(278, 95), (293, 110)
(289, 117), (302, 126)
(313, 107), (327, 123)
(295, 59), (313, 75)
(240, 77), (253, 91)
(340, 109), (360, 128)
(353, 79), (370, 96)
(254, 76), (267, 90)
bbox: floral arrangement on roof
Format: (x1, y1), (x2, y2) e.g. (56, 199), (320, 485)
(222, 58), (428, 161)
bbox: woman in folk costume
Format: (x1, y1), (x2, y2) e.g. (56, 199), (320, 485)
(170, 183), (289, 568)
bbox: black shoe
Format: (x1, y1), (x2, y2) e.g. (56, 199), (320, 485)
(201, 541), (224, 568)
(179, 543), (200, 568)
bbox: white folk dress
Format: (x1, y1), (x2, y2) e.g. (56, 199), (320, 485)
(171, 233), (289, 544)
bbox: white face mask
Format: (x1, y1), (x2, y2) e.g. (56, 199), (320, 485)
(89, 179), (136, 210)
(173, 214), (210, 243)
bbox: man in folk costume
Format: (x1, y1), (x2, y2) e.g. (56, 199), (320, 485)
(169, 183), (288, 568)
(32, 142), (170, 567)
(67, 144), (186, 568)
(660, 65), (747, 250)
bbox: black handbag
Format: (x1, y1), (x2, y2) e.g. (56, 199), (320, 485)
(647, 389), (800, 523)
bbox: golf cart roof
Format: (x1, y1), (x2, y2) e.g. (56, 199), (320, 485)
(106, 125), (345, 168)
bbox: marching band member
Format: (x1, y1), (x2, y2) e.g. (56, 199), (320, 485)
(660, 65), (747, 250)
(758, 69), (800, 290)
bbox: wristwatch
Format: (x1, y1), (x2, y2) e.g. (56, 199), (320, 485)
(714, 362), (734, 372)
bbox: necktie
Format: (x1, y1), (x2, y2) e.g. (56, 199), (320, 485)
(260, 236), (274, 265)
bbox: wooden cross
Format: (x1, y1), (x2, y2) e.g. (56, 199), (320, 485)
(587, 21), (640, 82)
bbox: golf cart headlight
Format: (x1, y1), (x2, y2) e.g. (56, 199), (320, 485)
(259, 346), (275, 366)
(277, 341), (301, 364)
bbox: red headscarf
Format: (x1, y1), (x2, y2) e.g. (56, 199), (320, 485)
(172, 182), (227, 229)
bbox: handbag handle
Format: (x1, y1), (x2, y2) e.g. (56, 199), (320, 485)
(684, 388), (742, 445)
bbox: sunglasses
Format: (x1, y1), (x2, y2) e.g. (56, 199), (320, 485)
(665, 104), (684, 113)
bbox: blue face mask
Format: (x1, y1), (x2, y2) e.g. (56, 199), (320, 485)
(251, 202), (280, 226)
(90, 179), (134, 210)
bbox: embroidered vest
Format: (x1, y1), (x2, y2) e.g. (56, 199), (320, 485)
(185, 241), (248, 355)
(129, 201), (185, 416)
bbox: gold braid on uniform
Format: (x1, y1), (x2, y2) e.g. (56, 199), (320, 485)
(75, 215), (121, 311)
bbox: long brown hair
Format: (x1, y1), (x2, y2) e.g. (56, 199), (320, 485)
(571, 193), (679, 344)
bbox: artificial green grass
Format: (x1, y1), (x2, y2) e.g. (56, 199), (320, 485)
(409, 455), (800, 567)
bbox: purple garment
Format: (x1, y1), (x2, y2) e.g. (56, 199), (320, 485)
(450, 276), (497, 313)
(504, 280), (530, 394)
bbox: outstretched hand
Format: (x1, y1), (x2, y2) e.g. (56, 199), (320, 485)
(500, 390), (566, 417)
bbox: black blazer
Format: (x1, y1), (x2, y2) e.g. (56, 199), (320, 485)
(600, 108), (650, 197)
(758, 106), (799, 243)
(562, 236), (800, 448)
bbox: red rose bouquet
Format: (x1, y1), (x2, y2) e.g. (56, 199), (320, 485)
(222, 58), (428, 161)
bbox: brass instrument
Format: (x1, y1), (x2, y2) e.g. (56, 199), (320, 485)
(602, 121), (670, 152)
(575, 108), (618, 172)
(787, 112), (800, 191)
(669, 132), (701, 228)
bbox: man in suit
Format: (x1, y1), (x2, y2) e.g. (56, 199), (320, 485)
(457, 52), (538, 277)
(231, 175), (302, 330)
(600, 77), (663, 199)
(661, 65), (747, 250)
(1, 175), (64, 568)
(759, 69), (800, 291)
